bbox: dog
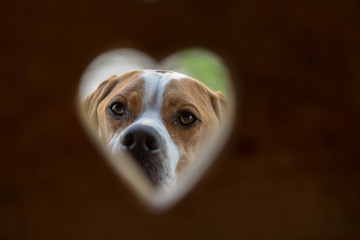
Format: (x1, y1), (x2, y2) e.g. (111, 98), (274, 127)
(82, 70), (227, 190)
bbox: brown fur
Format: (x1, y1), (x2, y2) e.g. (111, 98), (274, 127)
(82, 71), (227, 178)
(82, 71), (145, 143)
(161, 78), (227, 173)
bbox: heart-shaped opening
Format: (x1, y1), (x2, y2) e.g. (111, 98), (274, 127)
(77, 48), (235, 211)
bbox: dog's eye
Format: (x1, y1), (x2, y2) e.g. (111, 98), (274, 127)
(179, 111), (197, 126)
(110, 102), (126, 116)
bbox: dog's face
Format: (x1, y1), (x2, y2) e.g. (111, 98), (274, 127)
(83, 70), (227, 190)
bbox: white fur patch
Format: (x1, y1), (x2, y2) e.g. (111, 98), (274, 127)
(141, 70), (189, 111)
(140, 70), (187, 181)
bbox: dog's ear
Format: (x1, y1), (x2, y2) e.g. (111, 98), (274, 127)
(82, 75), (119, 129)
(210, 90), (229, 123)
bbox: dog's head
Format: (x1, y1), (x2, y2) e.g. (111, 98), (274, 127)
(82, 70), (227, 189)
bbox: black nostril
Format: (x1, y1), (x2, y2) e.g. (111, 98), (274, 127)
(120, 125), (162, 153)
(144, 135), (159, 151)
(122, 132), (135, 149)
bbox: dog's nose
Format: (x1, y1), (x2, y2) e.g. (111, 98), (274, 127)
(121, 125), (161, 153)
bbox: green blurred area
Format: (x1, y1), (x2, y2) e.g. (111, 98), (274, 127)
(161, 49), (230, 96)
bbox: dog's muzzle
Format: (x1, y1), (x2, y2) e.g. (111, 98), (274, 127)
(120, 124), (166, 186)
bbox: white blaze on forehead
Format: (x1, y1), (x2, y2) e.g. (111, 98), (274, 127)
(140, 70), (189, 111)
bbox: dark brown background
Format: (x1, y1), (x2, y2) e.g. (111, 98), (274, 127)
(1, 0), (360, 239)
